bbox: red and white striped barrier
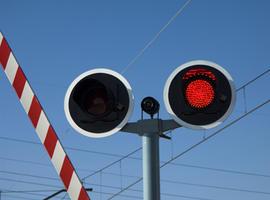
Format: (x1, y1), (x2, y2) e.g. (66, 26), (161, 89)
(0, 32), (90, 200)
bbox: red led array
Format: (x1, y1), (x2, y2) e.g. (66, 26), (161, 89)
(182, 68), (216, 81)
(185, 79), (215, 109)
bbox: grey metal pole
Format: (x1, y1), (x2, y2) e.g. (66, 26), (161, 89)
(122, 119), (180, 200)
(142, 132), (160, 200)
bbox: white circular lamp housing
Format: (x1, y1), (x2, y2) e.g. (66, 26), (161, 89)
(164, 60), (236, 130)
(64, 68), (134, 138)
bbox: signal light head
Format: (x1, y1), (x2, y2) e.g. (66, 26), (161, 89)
(64, 68), (134, 138)
(164, 60), (236, 130)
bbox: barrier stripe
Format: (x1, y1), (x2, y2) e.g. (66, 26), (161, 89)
(5, 52), (19, 84)
(0, 32), (90, 200)
(20, 82), (34, 113)
(60, 157), (74, 189)
(79, 187), (89, 200)
(13, 67), (26, 98)
(28, 96), (42, 128)
(36, 111), (50, 143)
(0, 34), (3, 45)
(69, 172), (85, 200)
(44, 126), (58, 158)
(0, 37), (10, 69)
(52, 141), (66, 175)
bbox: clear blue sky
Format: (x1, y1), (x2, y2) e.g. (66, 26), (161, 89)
(0, 0), (270, 199)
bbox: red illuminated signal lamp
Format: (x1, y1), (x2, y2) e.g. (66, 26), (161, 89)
(163, 60), (236, 130)
(185, 79), (215, 109)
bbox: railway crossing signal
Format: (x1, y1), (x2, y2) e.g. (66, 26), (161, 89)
(1, 31), (236, 200)
(64, 68), (134, 138)
(63, 61), (236, 200)
(164, 60), (236, 130)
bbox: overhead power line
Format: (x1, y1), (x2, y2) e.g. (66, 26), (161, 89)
(2, 168), (270, 197)
(0, 136), (125, 158)
(1, 137), (270, 180)
(83, 179), (270, 196)
(64, 182), (217, 200)
(121, 0), (192, 74)
(3, 191), (52, 199)
(82, 68), (270, 182)
(0, 170), (59, 182)
(107, 99), (270, 199)
(2, 189), (57, 194)
(1, 138), (270, 179)
(0, 177), (62, 189)
(169, 162), (270, 178)
(160, 99), (270, 168)
(3, 190), (139, 200)
(154, 179), (270, 196)
(0, 156), (50, 167)
(1, 69), (268, 198)
(1, 175), (218, 200)
(0, 69), (268, 182)
(82, 147), (142, 181)
(84, 182), (217, 200)
(91, 163), (270, 179)
(236, 68), (270, 92)
(89, 190), (141, 200)
(1, 194), (39, 200)
(0, 155), (124, 175)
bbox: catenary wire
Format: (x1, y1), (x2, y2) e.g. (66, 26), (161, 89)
(76, 182), (217, 200)
(20, 69), (270, 199)
(236, 68), (270, 92)
(82, 68), (270, 181)
(160, 99), (270, 168)
(2, 111), (269, 198)
(1, 69), (269, 198)
(121, 0), (192, 74)
(4, 90), (270, 200)
(82, 147), (142, 181)
(3, 191), (52, 199)
(0, 69), (268, 177)
(0, 170), (270, 195)
(0, 177), (62, 189)
(1, 139), (270, 179)
(107, 99), (270, 199)
(83, 180), (270, 196)
(0, 170), (60, 182)
(0, 176), (219, 200)
(2, 191), (140, 200)
(2, 189), (57, 194)
(1, 194), (39, 200)
(0, 136), (126, 158)
(2, 168), (270, 197)
(169, 162), (270, 178)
